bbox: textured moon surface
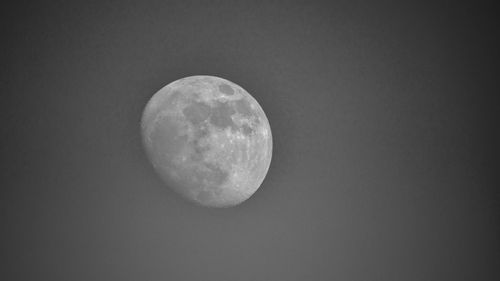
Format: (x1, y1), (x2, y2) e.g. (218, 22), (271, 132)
(141, 76), (273, 207)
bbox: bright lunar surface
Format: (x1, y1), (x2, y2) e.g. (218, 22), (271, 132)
(141, 76), (273, 207)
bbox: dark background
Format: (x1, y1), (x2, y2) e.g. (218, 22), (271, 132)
(1, 1), (499, 280)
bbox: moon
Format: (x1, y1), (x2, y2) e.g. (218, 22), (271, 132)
(141, 76), (273, 207)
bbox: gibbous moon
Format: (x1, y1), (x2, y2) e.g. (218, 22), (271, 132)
(141, 76), (272, 207)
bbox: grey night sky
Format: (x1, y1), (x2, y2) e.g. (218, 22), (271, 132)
(1, 1), (498, 280)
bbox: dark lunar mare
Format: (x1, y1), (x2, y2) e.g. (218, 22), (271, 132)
(209, 101), (238, 131)
(233, 98), (255, 119)
(182, 101), (211, 125)
(218, 83), (234, 95)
